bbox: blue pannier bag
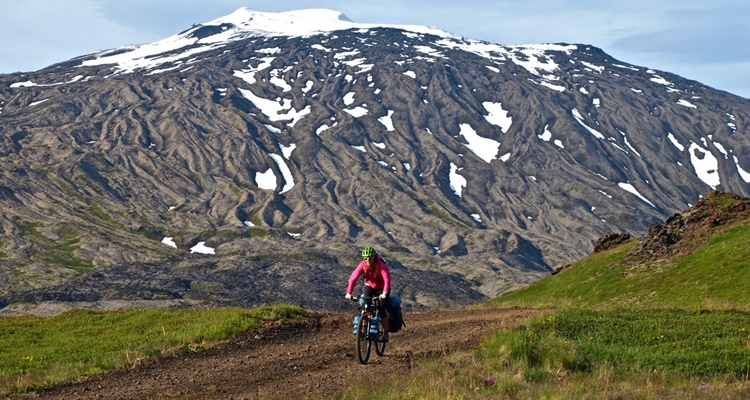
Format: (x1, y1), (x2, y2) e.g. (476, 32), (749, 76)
(386, 295), (402, 309)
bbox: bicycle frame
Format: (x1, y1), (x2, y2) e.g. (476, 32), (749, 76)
(360, 297), (381, 338)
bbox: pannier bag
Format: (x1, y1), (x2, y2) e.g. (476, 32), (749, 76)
(385, 295), (404, 333)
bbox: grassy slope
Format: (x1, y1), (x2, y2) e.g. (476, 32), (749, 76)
(486, 223), (750, 310)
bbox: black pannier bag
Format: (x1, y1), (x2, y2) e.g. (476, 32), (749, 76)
(385, 295), (404, 333)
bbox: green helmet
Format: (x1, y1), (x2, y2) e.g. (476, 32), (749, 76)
(361, 246), (376, 258)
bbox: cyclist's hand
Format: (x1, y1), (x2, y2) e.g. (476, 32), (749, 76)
(379, 293), (387, 300)
(345, 293), (352, 301)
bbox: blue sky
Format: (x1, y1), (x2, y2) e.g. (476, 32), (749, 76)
(2, 0), (749, 98)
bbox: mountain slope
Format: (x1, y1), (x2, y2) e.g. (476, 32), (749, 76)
(0, 8), (749, 311)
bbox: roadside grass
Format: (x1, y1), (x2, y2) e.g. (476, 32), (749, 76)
(342, 309), (750, 399)
(0, 304), (307, 394)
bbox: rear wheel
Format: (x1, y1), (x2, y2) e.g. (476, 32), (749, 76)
(375, 323), (387, 356)
(356, 314), (371, 364)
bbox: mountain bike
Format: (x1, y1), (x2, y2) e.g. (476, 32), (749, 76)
(350, 294), (387, 364)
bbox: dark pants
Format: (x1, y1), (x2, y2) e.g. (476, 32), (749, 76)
(363, 285), (389, 318)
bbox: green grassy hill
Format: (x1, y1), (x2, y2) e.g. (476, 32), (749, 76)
(487, 190), (750, 310)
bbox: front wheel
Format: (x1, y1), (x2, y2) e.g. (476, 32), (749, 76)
(356, 314), (371, 364)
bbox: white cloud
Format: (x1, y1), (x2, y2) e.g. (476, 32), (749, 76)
(0, 0), (153, 73)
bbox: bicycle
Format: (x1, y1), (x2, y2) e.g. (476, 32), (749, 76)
(349, 294), (387, 364)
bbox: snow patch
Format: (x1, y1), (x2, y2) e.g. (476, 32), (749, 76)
(482, 102), (512, 133)
(190, 242), (215, 255)
(571, 108), (604, 139)
(256, 168), (277, 190)
(378, 110), (395, 131)
(449, 163), (467, 197)
(618, 182), (656, 208)
(688, 142), (720, 189)
(458, 123), (500, 163)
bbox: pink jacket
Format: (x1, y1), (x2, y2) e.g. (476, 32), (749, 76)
(346, 255), (391, 294)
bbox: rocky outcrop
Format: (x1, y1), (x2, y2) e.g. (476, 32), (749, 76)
(593, 232), (632, 253)
(628, 191), (750, 260)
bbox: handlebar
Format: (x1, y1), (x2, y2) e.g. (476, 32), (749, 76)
(348, 294), (385, 302)
(348, 294), (365, 303)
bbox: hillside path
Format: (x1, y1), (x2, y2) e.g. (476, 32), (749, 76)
(17, 307), (544, 399)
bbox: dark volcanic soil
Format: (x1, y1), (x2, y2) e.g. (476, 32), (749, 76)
(13, 307), (543, 400)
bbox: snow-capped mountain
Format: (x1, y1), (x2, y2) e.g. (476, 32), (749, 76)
(76, 8), (455, 75)
(0, 8), (748, 311)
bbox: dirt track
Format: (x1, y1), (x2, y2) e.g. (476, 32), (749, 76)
(16, 307), (544, 400)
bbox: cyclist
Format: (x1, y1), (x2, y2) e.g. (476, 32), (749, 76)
(345, 246), (391, 341)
